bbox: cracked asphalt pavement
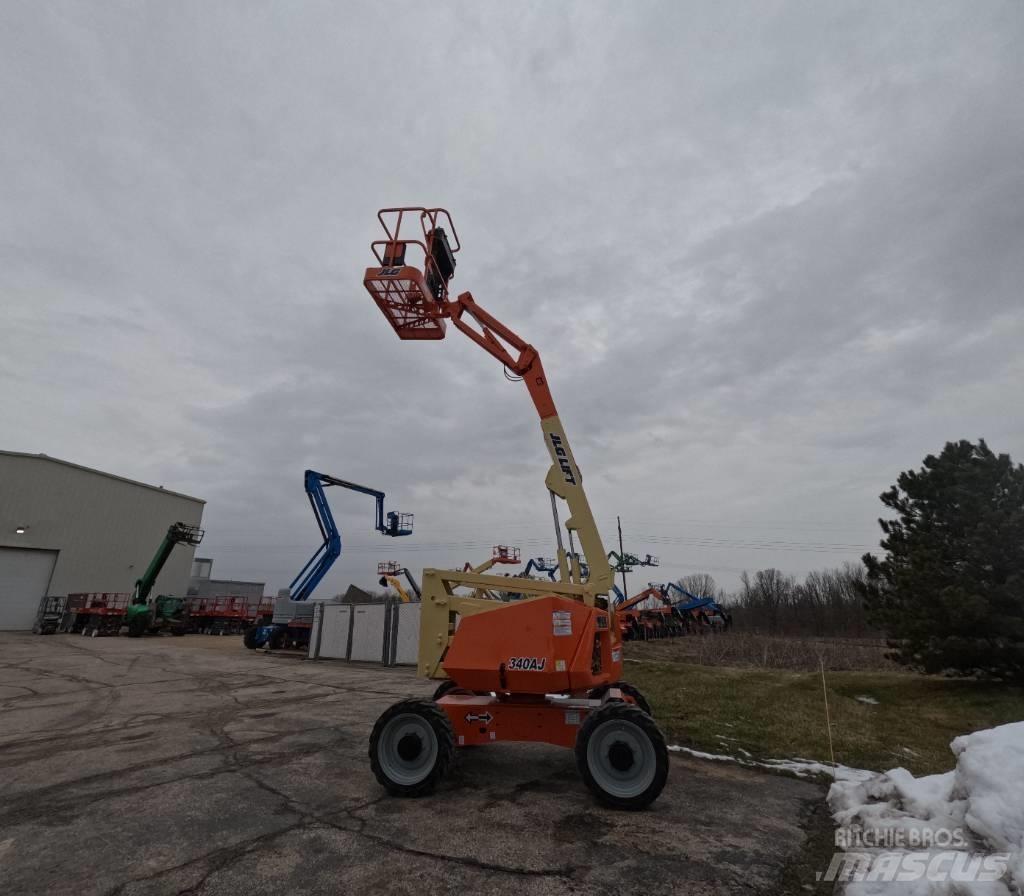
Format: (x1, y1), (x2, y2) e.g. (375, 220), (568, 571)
(0, 633), (826, 895)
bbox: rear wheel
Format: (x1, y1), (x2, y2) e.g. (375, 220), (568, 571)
(575, 702), (668, 810)
(242, 626), (260, 649)
(370, 699), (455, 797)
(128, 615), (147, 638)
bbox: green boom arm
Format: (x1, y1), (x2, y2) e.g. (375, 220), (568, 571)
(133, 522), (205, 604)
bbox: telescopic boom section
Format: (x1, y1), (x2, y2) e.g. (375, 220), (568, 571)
(363, 207), (613, 599)
(133, 522), (204, 604)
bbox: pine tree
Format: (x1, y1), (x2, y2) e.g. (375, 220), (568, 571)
(860, 439), (1024, 679)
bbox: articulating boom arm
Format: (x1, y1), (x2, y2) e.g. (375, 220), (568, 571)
(517, 557), (558, 579)
(449, 292), (612, 595)
(399, 568), (421, 599)
(290, 470), (413, 603)
(313, 471), (413, 538)
(380, 569), (421, 602)
(134, 522), (204, 604)
(615, 586), (670, 613)
(364, 208), (613, 600)
(608, 550), (640, 573)
(661, 581), (718, 613)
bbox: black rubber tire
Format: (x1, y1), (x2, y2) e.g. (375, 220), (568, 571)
(127, 615), (147, 638)
(575, 702), (668, 811)
(369, 698), (455, 798)
(268, 628), (286, 650)
(242, 626), (259, 649)
(589, 681), (653, 718)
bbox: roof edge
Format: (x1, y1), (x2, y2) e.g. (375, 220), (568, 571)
(0, 451), (207, 504)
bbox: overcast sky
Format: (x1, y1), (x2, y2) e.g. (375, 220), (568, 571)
(3, 2), (1022, 599)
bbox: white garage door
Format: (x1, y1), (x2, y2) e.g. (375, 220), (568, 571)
(0, 547), (58, 630)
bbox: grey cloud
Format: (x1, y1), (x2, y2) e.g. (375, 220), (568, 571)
(2, 1), (1022, 596)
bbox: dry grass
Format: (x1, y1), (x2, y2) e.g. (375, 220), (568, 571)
(627, 631), (896, 672)
(625, 656), (1024, 774)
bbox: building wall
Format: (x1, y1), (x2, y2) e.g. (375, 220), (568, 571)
(0, 453), (205, 598)
(187, 577), (266, 610)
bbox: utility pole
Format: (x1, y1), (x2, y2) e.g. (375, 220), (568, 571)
(617, 515), (628, 599)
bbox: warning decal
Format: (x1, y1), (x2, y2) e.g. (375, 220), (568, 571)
(552, 610), (573, 637)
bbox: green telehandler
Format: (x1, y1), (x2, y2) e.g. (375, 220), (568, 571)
(125, 522), (205, 637)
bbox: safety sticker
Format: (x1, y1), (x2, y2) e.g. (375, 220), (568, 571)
(555, 659), (567, 672)
(552, 610), (573, 637)
(564, 710), (581, 726)
(611, 648), (621, 663)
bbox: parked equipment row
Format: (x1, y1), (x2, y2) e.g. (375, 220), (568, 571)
(35, 593), (275, 637)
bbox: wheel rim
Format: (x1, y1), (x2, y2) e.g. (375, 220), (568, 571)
(586, 718), (657, 799)
(377, 713), (438, 786)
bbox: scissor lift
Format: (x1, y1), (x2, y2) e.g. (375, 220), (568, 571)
(66, 593), (131, 636)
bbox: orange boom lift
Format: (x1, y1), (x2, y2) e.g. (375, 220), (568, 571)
(363, 208), (668, 809)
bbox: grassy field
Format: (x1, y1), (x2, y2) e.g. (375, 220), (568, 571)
(629, 631), (895, 671)
(625, 643), (1024, 775)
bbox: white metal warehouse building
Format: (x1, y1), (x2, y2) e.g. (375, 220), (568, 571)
(0, 451), (205, 630)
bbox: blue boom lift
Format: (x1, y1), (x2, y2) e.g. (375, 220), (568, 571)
(244, 470), (412, 649)
(659, 581), (729, 630)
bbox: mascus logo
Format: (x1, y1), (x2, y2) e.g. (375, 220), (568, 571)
(549, 433), (577, 485)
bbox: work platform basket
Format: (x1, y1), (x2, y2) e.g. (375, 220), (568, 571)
(491, 545), (521, 564)
(363, 208), (460, 340)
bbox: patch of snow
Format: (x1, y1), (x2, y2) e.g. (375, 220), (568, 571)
(855, 695), (880, 705)
(667, 744), (873, 782)
(827, 721), (1024, 895)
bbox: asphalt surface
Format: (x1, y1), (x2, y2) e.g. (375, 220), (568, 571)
(0, 633), (827, 895)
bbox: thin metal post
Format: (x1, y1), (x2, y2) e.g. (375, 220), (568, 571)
(617, 515), (628, 599)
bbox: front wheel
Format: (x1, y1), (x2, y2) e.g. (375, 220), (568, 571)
(575, 702), (668, 811)
(369, 699), (455, 797)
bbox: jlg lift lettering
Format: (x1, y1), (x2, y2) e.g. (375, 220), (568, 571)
(508, 657), (547, 671)
(548, 434), (577, 485)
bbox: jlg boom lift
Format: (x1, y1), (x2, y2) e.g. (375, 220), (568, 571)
(363, 208), (668, 809)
